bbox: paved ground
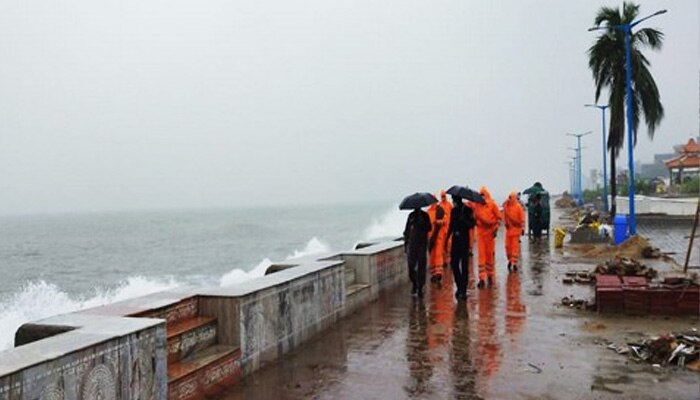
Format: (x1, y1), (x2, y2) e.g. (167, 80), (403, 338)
(637, 217), (696, 266)
(217, 209), (699, 400)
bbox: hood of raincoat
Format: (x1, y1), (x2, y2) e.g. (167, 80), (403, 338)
(480, 186), (493, 202)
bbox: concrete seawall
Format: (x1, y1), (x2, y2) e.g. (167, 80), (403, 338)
(0, 240), (406, 400)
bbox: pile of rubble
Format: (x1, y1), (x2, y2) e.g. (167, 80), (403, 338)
(560, 295), (592, 310)
(555, 192), (577, 208)
(561, 257), (657, 285)
(569, 211), (611, 244)
(608, 332), (700, 371)
(593, 257), (658, 280)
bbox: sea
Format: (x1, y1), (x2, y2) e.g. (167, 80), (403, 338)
(0, 202), (405, 350)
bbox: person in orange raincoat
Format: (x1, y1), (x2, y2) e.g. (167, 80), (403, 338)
(427, 199), (447, 283)
(438, 191), (453, 267)
(502, 192), (525, 271)
(472, 186), (501, 288)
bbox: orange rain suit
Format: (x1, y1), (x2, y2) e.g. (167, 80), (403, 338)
(473, 187), (501, 280)
(439, 191), (453, 266)
(502, 192), (525, 267)
(427, 202), (448, 277)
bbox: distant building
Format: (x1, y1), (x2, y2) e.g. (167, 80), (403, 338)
(665, 138), (700, 184)
(639, 152), (675, 180)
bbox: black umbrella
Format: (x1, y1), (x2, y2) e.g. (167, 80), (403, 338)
(446, 185), (485, 204)
(399, 192), (438, 210)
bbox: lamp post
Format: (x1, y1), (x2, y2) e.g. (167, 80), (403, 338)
(568, 149), (579, 203)
(585, 104), (610, 213)
(588, 9), (667, 236)
(568, 162), (574, 196)
(567, 132), (592, 205)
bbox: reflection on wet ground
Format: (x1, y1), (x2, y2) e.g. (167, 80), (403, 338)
(218, 219), (699, 400)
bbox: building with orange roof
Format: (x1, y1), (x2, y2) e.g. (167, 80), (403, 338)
(665, 138), (700, 184)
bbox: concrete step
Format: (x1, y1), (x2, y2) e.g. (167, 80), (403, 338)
(346, 283), (370, 297)
(134, 296), (199, 328)
(167, 316), (217, 364)
(168, 344), (241, 400)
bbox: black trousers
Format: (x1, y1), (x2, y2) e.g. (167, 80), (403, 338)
(407, 248), (427, 290)
(451, 239), (470, 295)
(532, 221), (543, 239)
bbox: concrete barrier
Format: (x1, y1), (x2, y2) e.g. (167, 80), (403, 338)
(198, 259), (345, 375)
(0, 315), (166, 400)
(0, 240), (407, 399)
(614, 195), (697, 216)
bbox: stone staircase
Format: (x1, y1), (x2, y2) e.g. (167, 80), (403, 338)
(134, 296), (241, 400)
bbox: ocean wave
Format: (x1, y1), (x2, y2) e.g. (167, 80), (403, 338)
(0, 276), (179, 351)
(362, 208), (405, 240)
(218, 236), (331, 287)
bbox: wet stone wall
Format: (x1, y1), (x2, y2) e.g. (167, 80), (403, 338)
(0, 240), (407, 398)
(0, 325), (166, 400)
(237, 264), (345, 373)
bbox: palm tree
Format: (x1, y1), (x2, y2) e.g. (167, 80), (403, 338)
(587, 2), (664, 218)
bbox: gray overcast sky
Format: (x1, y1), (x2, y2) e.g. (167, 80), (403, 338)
(0, 0), (697, 214)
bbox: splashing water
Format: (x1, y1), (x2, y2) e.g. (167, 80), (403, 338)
(363, 208), (405, 240)
(0, 276), (179, 351)
(218, 236), (331, 287)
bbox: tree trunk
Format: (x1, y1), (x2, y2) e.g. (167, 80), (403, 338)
(609, 149), (617, 220)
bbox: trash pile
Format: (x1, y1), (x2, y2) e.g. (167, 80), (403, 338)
(560, 295), (592, 310)
(555, 192), (577, 208)
(569, 211), (611, 244)
(561, 257), (658, 285)
(593, 257), (658, 280)
(607, 332), (700, 371)
(562, 270), (593, 285)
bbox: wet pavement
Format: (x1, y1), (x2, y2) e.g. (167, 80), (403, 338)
(217, 210), (699, 400)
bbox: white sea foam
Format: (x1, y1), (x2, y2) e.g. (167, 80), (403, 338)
(363, 208), (405, 240)
(218, 236), (331, 287)
(0, 276), (179, 351)
(288, 236), (330, 259)
(218, 257), (272, 287)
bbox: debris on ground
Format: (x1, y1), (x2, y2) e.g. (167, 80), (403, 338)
(555, 192), (576, 208)
(527, 363), (543, 374)
(560, 295), (592, 310)
(562, 270), (594, 285)
(582, 321), (607, 332)
(561, 258), (657, 285)
(571, 235), (655, 259)
(569, 211), (612, 244)
(607, 332), (700, 371)
(641, 246), (662, 259)
(593, 257), (658, 279)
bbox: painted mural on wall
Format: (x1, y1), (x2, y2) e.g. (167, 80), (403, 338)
(0, 328), (164, 400)
(375, 249), (404, 288)
(239, 268), (345, 367)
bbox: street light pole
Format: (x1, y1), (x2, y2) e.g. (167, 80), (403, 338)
(567, 132), (592, 205)
(569, 162), (574, 195)
(588, 8), (667, 236)
(585, 104), (610, 213)
(568, 148), (579, 203)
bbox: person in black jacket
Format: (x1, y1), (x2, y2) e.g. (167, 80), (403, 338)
(531, 194), (544, 240)
(447, 196), (476, 300)
(403, 207), (432, 297)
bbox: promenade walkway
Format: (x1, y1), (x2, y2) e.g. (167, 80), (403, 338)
(217, 210), (699, 399)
